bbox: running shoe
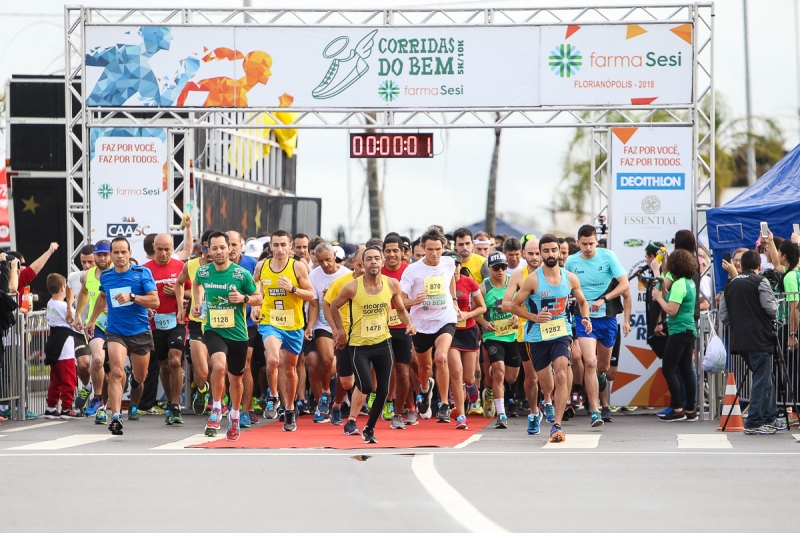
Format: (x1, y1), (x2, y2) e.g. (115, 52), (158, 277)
(318, 393), (330, 416)
(564, 405), (575, 421)
(404, 410), (419, 426)
(455, 415), (468, 430)
(468, 400), (484, 416)
(60, 410), (83, 419)
(312, 406), (330, 423)
(527, 412), (541, 435)
(221, 405), (229, 418)
(296, 399), (311, 416)
(436, 404), (451, 423)
(418, 377), (435, 419)
(507, 398), (519, 418)
(549, 423), (565, 443)
(743, 425), (777, 435)
(145, 405), (165, 415)
(95, 408), (107, 425)
(24, 410), (38, 420)
(390, 414), (405, 430)
(240, 410), (252, 428)
(344, 419), (360, 436)
(330, 407), (343, 426)
(661, 410), (687, 422)
(621, 406), (638, 412)
(108, 415), (123, 436)
(590, 410), (604, 427)
(264, 396), (280, 420)
(609, 405), (621, 413)
(165, 408), (173, 425)
(382, 400), (394, 421)
(482, 388), (495, 418)
(227, 418), (241, 442)
(362, 425), (378, 444)
(684, 410), (699, 422)
(544, 403), (556, 424)
(85, 396), (103, 416)
(598, 372), (607, 392)
(570, 391), (582, 410)
(248, 410), (259, 425)
(128, 406), (140, 421)
(205, 409), (222, 437)
(601, 406), (613, 423)
(788, 412), (799, 427)
(169, 405), (183, 424)
(252, 397), (264, 415)
(75, 387), (92, 411)
(495, 413), (508, 429)
(44, 409), (60, 419)
(283, 409), (297, 432)
(192, 383), (209, 416)
(278, 407), (286, 421)
(657, 407), (673, 419)
(359, 404), (370, 416)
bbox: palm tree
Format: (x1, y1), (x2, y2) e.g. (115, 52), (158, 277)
(485, 113), (502, 235)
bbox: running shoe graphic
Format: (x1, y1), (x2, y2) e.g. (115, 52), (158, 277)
(312, 30), (378, 100)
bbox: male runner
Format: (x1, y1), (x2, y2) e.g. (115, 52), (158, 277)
(255, 230), (314, 431)
(307, 242), (351, 422)
(511, 234), (592, 442)
(454, 228), (486, 284)
(86, 238), (159, 435)
(176, 230), (214, 415)
(65, 244), (95, 411)
(411, 240), (425, 262)
(330, 246), (416, 444)
(293, 233), (310, 264)
(564, 225), (631, 427)
(476, 252), (519, 429)
(473, 231), (493, 258)
(143, 234), (186, 424)
(74, 240), (112, 423)
(501, 235), (544, 434)
(400, 226), (464, 427)
(192, 231), (262, 441)
(503, 238), (522, 275)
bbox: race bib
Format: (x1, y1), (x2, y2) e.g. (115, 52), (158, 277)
(424, 276), (445, 296)
(388, 308), (401, 327)
(270, 309), (295, 328)
(540, 317), (568, 341)
(96, 314), (108, 330)
(456, 319), (467, 328)
(361, 317), (386, 338)
(109, 287), (133, 308)
(494, 318), (515, 337)
(209, 309), (235, 329)
(154, 312), (177, 331)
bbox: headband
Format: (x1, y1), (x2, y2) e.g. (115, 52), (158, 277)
(474, 240), (493, 245)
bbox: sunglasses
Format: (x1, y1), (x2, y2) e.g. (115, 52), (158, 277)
(201, 246), (209, 253)
(491, 265), (508, 271)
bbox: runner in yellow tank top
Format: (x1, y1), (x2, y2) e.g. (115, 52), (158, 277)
(501, 235), (544, 433)
(253, 230), (314, 432)
(330, 246), (416, 444)
(175, 230), (214, 416)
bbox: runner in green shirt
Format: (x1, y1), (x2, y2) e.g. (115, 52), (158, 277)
(192, 231), (262, 441)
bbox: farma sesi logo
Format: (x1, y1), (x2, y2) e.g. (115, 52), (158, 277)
(549, 44), (582, 78)
(379, 80), (400, 102)
(97, 183), (114, 200)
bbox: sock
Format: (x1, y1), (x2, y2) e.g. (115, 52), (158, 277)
(199, 382), (208, 393)
(466, 383), (479, 403)
(495, 398), (505, 416)
(231, 409), (240, 420)
(421, 384), (429, 394)
(213, 400), (222, 411)
(112, 412), (120, 419)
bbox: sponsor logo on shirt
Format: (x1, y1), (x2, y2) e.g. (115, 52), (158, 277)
(232, 270), (244, 280)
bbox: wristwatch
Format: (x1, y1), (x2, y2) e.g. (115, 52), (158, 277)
(130, 293), (136, 303)
(244, 294), (250, 304)
(601, 295), (608, 302)
(791, 332), (798, 338)
(291, 286), (297, 294)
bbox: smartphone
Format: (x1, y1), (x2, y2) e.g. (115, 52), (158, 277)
(760, 221), (769, 239)
(794, 223), (800, 235)
(723, 252), (731, 263)
(641, 275), (658, 282)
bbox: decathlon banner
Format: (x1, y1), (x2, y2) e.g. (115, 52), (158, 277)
(84, 25), (540, 109)
(540, 24), (693, 105)
(89, 128), (169, 262)
(608, 126), (693, 407)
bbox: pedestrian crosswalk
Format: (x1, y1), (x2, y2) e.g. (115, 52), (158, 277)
(9, 434), (115, 451)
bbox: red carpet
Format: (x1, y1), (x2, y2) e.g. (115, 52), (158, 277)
(190, 414), (493, 450)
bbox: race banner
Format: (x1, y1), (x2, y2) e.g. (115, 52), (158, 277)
(608, 126), (693, 406)
(84, 25), (540, 109)
(0, 170), (9, 244)
(540, 24), (693, 105)
(89, 128), (169, 262)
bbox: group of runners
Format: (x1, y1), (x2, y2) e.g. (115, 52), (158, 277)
(61, 222), (632, 444)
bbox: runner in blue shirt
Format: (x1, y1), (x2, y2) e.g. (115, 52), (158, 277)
(564, 225), (631, 427)
(87, 237), (159, 436)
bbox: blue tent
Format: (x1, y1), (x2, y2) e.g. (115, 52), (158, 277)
(456, 218), (543, 240)
(707, 143), (800, 291)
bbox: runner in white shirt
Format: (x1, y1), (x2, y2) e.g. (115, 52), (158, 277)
(64, 244), (96, 411)
(400, 226), (465, 428)
(306, 242), (351, 422)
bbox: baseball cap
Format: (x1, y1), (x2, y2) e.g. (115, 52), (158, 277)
(94, 242), (111, 254)
(244, 239), (264, 258)
(257, 236), (271, 247)
(340, 243), (357, 257)
(332, 245), (346, 261)
(487, 251), (508, 267)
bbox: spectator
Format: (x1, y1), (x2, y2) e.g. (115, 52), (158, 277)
(43, 273), (81, 419)
(651, 249), (698, 422)
(0, 252), (20, 294)
(722, 247), (750, 280)
(9, 242), (59, 308)
(641, 242), (667, 360)
(718, 250), (779, 435)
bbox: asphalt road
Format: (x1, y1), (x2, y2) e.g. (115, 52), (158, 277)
(1, 410), (798, 533)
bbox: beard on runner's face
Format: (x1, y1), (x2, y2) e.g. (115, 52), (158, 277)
(544, 256), (558, 267)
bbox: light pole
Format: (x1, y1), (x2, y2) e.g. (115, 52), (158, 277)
(743, 0), (757, 185)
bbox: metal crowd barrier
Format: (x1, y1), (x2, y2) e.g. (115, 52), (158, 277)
(21, 311), (50, 418)
(0, 315), (25, 420)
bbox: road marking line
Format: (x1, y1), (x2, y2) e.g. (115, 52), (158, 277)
(151, 433), (227, 450)
(677, 434), (732, 449)
(454, 434), (482, 449)
(412, 454), (510, 533)
(8, 434), (115, 450)
(1, 421), (67, 433)
(543, 434), (600, 449)
(793, 434), (800, 443)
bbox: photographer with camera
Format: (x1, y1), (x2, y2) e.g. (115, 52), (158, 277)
(718, 251), (779, 435)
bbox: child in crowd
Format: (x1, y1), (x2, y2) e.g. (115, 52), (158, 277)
(44, 273), (82, 419)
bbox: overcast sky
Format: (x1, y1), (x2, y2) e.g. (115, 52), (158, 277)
(1, 0), (798, 242)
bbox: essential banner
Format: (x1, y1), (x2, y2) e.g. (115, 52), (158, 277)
(89, 128), (169, 262)
(84, 25), (540, 109)
(540, 23), (693, 105)
(608, 126), (694, 407)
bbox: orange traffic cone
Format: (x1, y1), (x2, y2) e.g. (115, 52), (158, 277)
(717, 371), (744, 432)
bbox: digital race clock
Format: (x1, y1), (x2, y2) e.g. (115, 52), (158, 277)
(349, 133), (433, 158)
